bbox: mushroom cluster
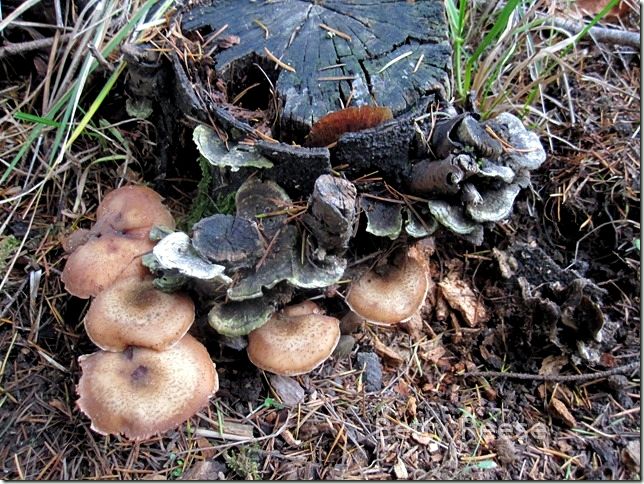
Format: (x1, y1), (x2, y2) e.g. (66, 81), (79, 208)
(62, 186), (218, 440)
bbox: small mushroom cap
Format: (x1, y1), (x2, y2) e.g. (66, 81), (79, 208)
(95, 185), (175, 233)
(345, 246), (429, 324)
(247, 301), (340, 376)
(84, 276), (195, 351)
(76, 334), (218, 440)
(281, 300), (323, 318)
(61, 234), (154, 298)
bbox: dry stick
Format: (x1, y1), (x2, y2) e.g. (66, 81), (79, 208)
(543, 16), (640, 48)
(464, 361), (640, 382)
(0, 34), (72, 59)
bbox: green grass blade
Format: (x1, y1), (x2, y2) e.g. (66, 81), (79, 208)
(66, 62), (126, 149)
(14, 112), (62, 127)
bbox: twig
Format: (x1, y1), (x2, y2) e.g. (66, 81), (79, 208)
(463, 361), (640, 382)
(0, 34), (72, 59)
(263, 47), (296, 73)
(541, 16), (640, 48)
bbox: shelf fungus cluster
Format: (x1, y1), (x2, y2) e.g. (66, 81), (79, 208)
(62, 186), (218, 440)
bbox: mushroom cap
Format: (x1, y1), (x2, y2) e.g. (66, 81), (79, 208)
(345, 247), (429, 324)
(281, 300), (323, 318)
(61, 234), (154, 298)
(247, 302), (340, 376)
(76, 334), (218, 440)
(84, 276), (195, 351)
(95, 185), (175, 233)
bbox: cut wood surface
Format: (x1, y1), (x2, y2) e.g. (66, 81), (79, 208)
(181, 0), (451, 138)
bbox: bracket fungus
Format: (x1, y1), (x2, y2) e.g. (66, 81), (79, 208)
(83, 275), (195, 352)
(76, 334), (218, 440)
(61, 185), (175, 298)
(246, 301), (341, 376)
(346, 246), (429, 325)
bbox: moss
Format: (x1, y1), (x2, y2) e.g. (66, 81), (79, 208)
(223, 446), (260, 480)
(0, 235), (20, 273)
(180, 156), (236, 231)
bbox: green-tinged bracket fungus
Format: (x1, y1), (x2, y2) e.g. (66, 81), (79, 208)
(76, 335), (218, 440)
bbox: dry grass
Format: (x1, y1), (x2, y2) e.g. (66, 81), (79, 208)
(0, 0), (640, 480)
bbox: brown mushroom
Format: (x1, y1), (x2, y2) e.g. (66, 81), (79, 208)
(84, 275), (195, 352)
(76, 334), (218, 440)
(94, 185), (175, 234)
(62, 185), (176, 298)
(247, 301), (340, 376)
(345, 246), (429, 324)
(61, 234), (155, 299)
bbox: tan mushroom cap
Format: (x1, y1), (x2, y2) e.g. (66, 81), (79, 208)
(247, 301), (340, 376)
(76, 334), (218, 440)
(345, 246), (429, 324)
(61, 234), (154, 298)
(95, 185), (175, 233)
(281, 299), (323, 318)
(84, 276), (195, 352)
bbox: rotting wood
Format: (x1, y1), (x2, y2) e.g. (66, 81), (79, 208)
(180, 0), (451, 140)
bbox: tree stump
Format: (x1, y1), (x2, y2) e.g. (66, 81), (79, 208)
(181, 0), (452, 141)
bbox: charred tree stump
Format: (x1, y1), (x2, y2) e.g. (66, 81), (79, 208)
(181, 0), (452, 141)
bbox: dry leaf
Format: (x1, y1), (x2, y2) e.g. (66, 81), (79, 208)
(576, 0), (630, 20)
(438, 274), (489, 326)
(373, 337), (405, 367)
(269, 374), (305, 406)
(539, 355), (569, 376)
(411, 431), (432, 445)
(549, 398), (577, 428)
(435, 294), (449, 321)
(180, 460), (226, 480)
(405, 396), (417, 419)
(393, 459), (408, 479)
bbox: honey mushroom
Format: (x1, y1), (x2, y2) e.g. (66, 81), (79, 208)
(345, 245), (429, 325)
(61, 185), (175, 298)
(76, 334), (218, 440)
(83, 275), (195, 352)
(247, 301), (341, 376)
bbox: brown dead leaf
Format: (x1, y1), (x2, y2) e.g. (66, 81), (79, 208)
(420, 343), (446, 364)
(549, 398), (577, 428)
(434, 294), (449, 321)
(576, 0), (630, 20)
(405, 396), (417, 419)
(373, 337), (405, 367)
(539, 355), (569, 376)
(438, 274), (489, 326)
(196, 437), (215, 459)
(411, 431), (433, 446)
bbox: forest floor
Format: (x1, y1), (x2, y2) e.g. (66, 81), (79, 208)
(0, 0), (641, 480)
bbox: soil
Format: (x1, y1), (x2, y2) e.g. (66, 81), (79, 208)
(0, 1), (640, 480)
